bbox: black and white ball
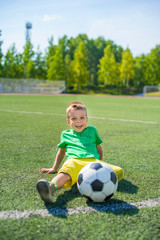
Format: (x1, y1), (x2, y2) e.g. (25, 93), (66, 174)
(77, 162), (118, 202)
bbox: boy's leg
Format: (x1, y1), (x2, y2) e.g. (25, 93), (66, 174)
(107, 164), (124, 182)
(36, 173), (71, 203)
(51, 172), (71, 189)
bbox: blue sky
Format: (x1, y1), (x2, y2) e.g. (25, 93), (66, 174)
(0, 0), (160, 56)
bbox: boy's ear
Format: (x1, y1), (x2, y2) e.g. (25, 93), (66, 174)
(67, 118), (70, 125)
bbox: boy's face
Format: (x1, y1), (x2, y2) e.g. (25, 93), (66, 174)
(67, 109), (88, 132)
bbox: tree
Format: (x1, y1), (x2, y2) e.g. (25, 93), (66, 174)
(67, 34), (88, 60)
(22, 40), (34, 78)
(3, 44), (23, 78)
(97, 45), (119, 85)
(45, 36), (56, 69)
(1, 33), (160, 92)
(144, 45), (160, 85)
(64, 54), (76, 89)
(0, 30), (3, 77)
(133, 54), (146, 88)
(58, 35), (68, 61)
(106, 40), (123, 63)
(34, 46), (47, 79)
(94, 37), (107, 85)
(47, 44), (65, 80)
(85, 39), (99, 85)
(72, 41), (89, 91)
(120, 48), (134, 86)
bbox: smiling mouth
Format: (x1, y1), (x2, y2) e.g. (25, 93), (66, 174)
(76, 125), (83, 129)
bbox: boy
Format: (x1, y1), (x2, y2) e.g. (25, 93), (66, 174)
(37, 102), (124, 203)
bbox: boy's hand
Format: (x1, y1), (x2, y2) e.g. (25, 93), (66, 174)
(39, 168), (56, 174)
(39, 148), (65, 175)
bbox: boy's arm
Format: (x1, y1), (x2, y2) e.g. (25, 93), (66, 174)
(96, 144), (103, 160)
(39, 148), (66, 174)
(52, 148), (66, 172)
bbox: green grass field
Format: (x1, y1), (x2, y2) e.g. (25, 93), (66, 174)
(0, 94), (160, 240)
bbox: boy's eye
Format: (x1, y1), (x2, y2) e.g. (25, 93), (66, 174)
(72, 118), (76, 120)
(81, 117), (85, 119)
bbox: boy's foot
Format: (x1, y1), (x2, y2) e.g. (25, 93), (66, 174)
(36, 179), (55, 203)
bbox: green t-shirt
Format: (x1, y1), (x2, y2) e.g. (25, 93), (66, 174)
(57, 126), (103, 159)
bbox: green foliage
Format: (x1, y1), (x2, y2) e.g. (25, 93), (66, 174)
(1, 35), (160, 92)
(45, 36), (56, 69)
(106, 40), (124, 63)
(22, 40), (34, 78)
(120, 48), (135, 86)
(47, 44), (65, 80)
(67, 34), (88, 60)
(98, 45), (120, 85)
(3, 44), (23, 78)
(34, 46), (47, 80)
(85, 41), (96, 84)
(144, 45), (160, 85)
(0, 36), (3, 77)
(72, 41), (89, 91)
(133, 54), (146, 88)
(65, 53), (74, 88)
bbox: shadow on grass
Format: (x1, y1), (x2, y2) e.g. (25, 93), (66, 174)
(52, 184), (81, 208)
(117, 179), (138, 194)
(86, 199), (139, 216)
(45, 179), (139, 218)
(45, 185), (81, 218)
(86, 179), (139, 216)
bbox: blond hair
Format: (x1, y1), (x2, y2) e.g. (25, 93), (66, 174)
(66, 102), (87, 119)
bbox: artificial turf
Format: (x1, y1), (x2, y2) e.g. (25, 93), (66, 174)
(0, 94), (160, 239)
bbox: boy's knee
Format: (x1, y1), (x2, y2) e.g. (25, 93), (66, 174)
(117, 167), (124, 182)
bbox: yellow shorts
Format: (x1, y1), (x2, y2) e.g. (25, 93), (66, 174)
(58, 158), (124, 188)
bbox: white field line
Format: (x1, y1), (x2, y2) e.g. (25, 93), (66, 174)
(0, 109), (159, 125)
(0, 110), (159, 219)
(0, 198), (160, 219)
(0, 109), (65, 117)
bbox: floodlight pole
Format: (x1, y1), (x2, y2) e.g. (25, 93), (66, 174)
(25, 22), (32, 42)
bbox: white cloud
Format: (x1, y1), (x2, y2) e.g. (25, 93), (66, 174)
(42, 14), (63, 22)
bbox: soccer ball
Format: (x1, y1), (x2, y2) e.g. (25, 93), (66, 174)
(77, 162), (118, 202)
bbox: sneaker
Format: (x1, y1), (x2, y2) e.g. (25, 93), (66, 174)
(36, 179), (55, 203)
